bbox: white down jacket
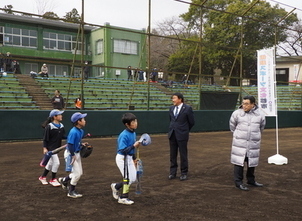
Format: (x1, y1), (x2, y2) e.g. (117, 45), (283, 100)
(229, 105), (266, 167)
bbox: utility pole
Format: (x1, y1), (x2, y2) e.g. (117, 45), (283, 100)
(81, 0), (85, 110)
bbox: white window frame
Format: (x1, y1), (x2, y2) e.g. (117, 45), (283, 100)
(43, 31), (83, 52)
(113, 39), (138, 55)
(96, 39), (103, 54)
(4, 27), (37, 48)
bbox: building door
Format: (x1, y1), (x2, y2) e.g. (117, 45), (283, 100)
(276, 68), (289, 85)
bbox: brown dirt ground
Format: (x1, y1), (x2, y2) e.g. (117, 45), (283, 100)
(0, 128), (301, 221)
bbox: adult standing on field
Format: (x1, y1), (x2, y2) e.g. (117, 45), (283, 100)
(229, 95), (266, 191)
(168, 92), (195, 181)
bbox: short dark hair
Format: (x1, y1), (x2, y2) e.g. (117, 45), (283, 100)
(243, 95), (255, 104)
(122, 113), (137, 126)
(172, 92), (184, 102)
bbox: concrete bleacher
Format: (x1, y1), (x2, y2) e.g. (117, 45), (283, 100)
(167, 84), (302, 111)
(36, 77), (171, 110)
(3, 74), (302, 111)
(0, 74), (40, 110)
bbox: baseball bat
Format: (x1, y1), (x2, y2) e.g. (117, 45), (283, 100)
(39, 144), (67, 167)
(122, 155), (130, 196)
(135, 158), (143, 194)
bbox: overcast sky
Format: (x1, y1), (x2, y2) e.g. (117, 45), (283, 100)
(2, 0), (302, 30)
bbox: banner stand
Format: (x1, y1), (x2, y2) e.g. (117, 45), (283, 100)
(257, 48), (288, 165)
(268, 115), (288, 165)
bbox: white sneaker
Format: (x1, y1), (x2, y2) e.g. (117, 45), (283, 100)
(118, 197), (134, 205)
(49, 178), (61, 187)
(111, 183), (119, 200)
(39, 176), (48, 185)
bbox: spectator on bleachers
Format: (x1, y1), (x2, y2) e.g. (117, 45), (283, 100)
(11, 60), (21, 74)
(151, 68), (158, 82)
(3, 52), (12, 72)
(127, 66), (132, 81)
(182, 74), (188, 84)
(40, 64), (49, 78)
(0, 52), (4, 72)
(134, 68), (139, 81)
(51, 90), (65, 110)
(158, 68), (164, 81)
(138, 69), (144, 81)
(83, 61), (89, 81)
(74, 95), (82, 110)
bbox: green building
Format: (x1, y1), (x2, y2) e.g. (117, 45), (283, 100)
(0, 13), (147, 79)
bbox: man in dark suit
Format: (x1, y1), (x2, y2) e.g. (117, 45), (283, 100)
(168, 92), (195, 181)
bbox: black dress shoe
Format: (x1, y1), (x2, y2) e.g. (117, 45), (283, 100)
(179, 174), (187, 181)
(168, 175), (176, 180)
(247, 181), (263, 187)
(237, 184), (249, 191)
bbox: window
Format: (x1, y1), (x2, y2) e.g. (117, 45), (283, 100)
(43, 31), (82, 52)
(24, 63), (39, 75)
(96, 40), (103, 54)
(48, 64), (69, 76)
(4, 27), (37, 48)
(113, 39), (138, 55)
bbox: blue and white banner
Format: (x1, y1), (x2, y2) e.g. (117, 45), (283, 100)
(257, 48), (277, 116)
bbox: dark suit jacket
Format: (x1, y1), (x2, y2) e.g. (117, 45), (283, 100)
(168, 103), (195, 141)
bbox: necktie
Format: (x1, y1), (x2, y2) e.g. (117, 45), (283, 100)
(174, 106), (179, 117)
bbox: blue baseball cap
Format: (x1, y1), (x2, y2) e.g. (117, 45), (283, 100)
(71, 112), (87, 123)
(49, 109), (64, 117)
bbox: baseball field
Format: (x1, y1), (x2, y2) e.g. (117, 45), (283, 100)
(0, 128), (301, 220)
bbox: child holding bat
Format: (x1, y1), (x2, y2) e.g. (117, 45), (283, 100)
(39, 109), (66, 186)
(111, 113), (140, 205)
(59, 112), (87, 198)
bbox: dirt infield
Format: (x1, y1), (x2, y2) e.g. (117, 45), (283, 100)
(1, 128), (301, 221)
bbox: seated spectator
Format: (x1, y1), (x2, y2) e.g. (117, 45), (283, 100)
(40, 63), (49, 78)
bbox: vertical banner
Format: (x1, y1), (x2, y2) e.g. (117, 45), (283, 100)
(257, 48), (277, 116)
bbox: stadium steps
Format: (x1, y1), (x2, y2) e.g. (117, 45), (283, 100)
(14, 74), (52, 110)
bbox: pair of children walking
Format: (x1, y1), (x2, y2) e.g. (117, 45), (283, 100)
(39, 110), (87, 198)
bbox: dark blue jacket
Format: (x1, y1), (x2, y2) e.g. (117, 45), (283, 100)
(168, 103), (195, 141)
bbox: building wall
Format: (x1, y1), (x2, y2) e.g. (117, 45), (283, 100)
(0, 15), (92, 76)
(276, 63), (302, 83)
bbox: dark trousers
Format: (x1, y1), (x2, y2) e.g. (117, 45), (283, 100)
(234, 156), (255, 186)
(169, 132), (188, 176)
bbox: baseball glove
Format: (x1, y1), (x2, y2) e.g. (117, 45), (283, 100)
(80, 143), (93, 158)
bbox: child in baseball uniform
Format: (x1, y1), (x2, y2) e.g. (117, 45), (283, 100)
(39, 109), (65, 186)
(111, 113), (140, 205)
(59, 112), (87, 198)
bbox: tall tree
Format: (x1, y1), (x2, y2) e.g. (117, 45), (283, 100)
(3, 5), (14, 14)
(42, 11), (59, 20)
(35, 0), (56, 15)
(64, 8), (81, 23)
(151, 17), (195, 74)
(177, 0), (299, 85)
(278, 21), (302, 56)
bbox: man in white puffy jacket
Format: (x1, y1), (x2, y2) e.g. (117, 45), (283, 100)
(229, 95), (266, 191)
